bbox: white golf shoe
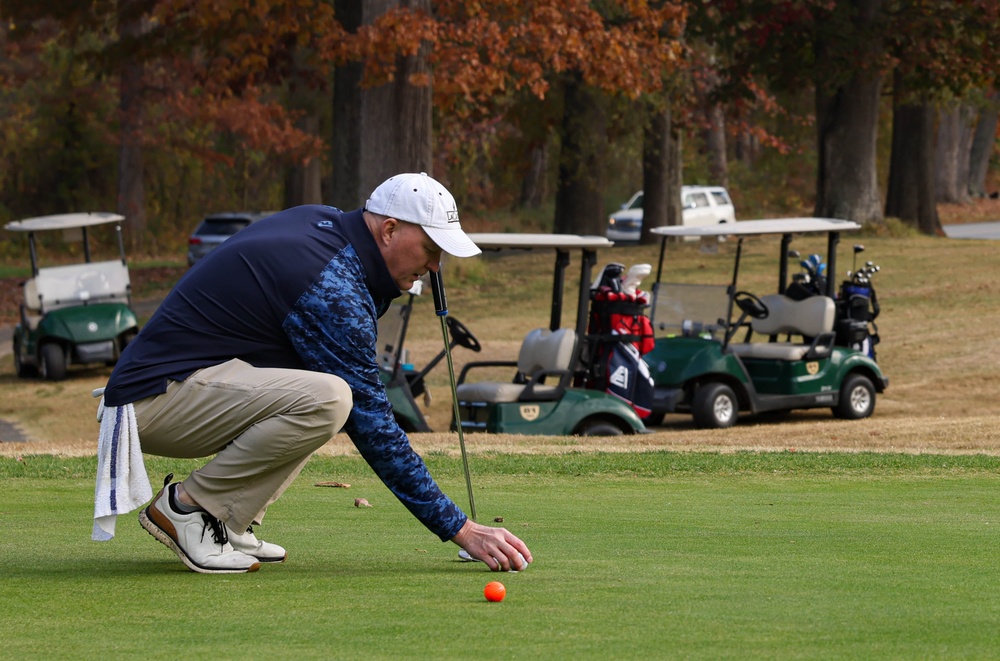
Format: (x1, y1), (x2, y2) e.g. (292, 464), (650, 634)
(226, 524), (287, 563)
(139, 479), (260, 574)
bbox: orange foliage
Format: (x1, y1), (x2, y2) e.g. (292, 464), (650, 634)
(4, 1), (687, 166)
(357, 1), (687, 116)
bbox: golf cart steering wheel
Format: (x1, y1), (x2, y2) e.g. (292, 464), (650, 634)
(446, 317), (482, 352)
(734, 291), (769, 320)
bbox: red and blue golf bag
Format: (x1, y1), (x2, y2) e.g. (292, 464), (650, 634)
(585, 264), (656, 418)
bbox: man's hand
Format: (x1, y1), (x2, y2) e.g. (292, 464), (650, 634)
(451, 519), (533, 572)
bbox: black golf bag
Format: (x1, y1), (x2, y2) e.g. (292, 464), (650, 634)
(584, 264), (656, 418)
(835, 281), (880, 361)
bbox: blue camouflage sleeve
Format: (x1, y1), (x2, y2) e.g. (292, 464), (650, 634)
(283, 247), (467, 541)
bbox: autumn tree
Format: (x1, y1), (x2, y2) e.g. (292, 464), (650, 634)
(117, 0), (147, 250)
(884, 0), (1000, 233)
(3, 0), (342, 238)
(691, 0), (892, 226)
(968, 89), (1000, 198)
(351, 1), (685, 233)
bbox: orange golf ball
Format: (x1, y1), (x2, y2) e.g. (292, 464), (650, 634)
(484, 581), (506, 602)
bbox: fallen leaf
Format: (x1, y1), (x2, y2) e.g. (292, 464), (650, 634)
(493, 516), (504, 523)
(354, 498), (371, 508)
(315, 481), (351, 488)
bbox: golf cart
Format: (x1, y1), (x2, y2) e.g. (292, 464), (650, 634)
(377, 280), (483, 432)
(643, 218), (888, 428)
(451, 233), (647, 436)
(6, 212), (139, 381)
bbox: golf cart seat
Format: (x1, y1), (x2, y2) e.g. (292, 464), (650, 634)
(730, 294), (836, 361)
(456, 328), (577, 403)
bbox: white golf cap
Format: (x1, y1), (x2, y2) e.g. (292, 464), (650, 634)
(365, 172), (481, 257)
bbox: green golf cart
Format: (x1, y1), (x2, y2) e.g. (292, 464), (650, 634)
(6, 212), (139, 381)
(376, 281), (483, 432)
(451, 233), (647, 436)
(643, 218), (888, 428)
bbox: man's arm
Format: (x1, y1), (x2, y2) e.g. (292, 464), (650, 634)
(283, 250), (467, 541)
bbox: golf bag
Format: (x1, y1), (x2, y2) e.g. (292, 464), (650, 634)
(835, 280), (880, 361)
(785, 253), (827, 301)
(584, 263), (656, 418)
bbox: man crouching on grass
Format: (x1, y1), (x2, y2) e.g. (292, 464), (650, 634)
(96, 172), (532, 574)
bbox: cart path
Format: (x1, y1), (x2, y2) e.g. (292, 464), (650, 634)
(0, 418), (28, 443)
(941, 220), (1000, 239)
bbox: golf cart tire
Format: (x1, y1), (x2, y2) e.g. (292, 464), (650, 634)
(574, 418), (625, 436)
(40, 343), (67, 381)
(691, 382), (739, 429)
(833, 373), (875, 420)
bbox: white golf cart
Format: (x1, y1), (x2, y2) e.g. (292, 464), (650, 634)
(6, 212), (139, 380)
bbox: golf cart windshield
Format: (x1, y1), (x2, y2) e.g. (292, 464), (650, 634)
(468, 233), (614, 338)
(648, 218), (862, 340)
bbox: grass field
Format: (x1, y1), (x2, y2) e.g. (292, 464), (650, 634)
(3, 453), (1000, 660)
(1, 221), (999, 659)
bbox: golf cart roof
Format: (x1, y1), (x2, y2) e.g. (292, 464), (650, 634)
(5, 212), (125, 232)
(650, 217), (861, 238)
(468, 233), (614, 250)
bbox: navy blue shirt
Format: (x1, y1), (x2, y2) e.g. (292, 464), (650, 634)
(105, 205), (467, 541)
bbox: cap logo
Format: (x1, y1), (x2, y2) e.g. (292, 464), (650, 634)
(446, 209), (460, 223)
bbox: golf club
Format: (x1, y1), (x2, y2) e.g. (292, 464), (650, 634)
(852, 244), (865, 272)
(429, 268), (477, 523)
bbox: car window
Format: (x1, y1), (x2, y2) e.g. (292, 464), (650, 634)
(711, 190), (732, 206)
(629, 194), (644, 210)
(685, 192), (710, 208)
(195, 219), (251, 236)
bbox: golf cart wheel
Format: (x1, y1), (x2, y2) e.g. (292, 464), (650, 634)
(833, 374), (875, 420)
(574, 418), (624, 436)
(691, 382), (739, 429)
(40, 343), (68, 381)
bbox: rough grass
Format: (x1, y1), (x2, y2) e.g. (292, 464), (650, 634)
(1, 226), (999, 456)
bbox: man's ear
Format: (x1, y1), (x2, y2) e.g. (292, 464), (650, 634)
(378, 217), (399, 245)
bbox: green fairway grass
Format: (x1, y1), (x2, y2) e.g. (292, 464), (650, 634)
(2, 452), (999, 660)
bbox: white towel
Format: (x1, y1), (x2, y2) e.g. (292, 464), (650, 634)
(92, 388), (152, 541)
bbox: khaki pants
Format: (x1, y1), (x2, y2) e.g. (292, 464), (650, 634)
(132, 359), (353, 530)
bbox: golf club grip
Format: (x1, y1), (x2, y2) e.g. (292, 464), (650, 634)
(429, 269), (448, 316)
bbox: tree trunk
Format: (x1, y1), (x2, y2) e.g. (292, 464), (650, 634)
(814, 0), (884, 226)
(518, 142), (547, 209)
(935, 101), (976, 203)
(331, 0), (433, 208)
(704, 102), (728, 189)
(639, 102), (682, 245)
(330, 0), (363, 209)
(885, 71), (941, 235)
(734, 130), (758, 165)
(358, 0), (433, 199)
(284, 113), (323, 208)
(117, 0), (147, 251)
(967, 89), (1000, 198)
(554, 75), (607, 235)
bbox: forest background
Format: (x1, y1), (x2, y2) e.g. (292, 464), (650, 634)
(1, 0), (999, 262)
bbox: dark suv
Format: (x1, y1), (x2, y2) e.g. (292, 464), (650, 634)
(186, 211), (274, 266)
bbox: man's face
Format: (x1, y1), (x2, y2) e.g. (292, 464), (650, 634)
(381, 219), (443, 291)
